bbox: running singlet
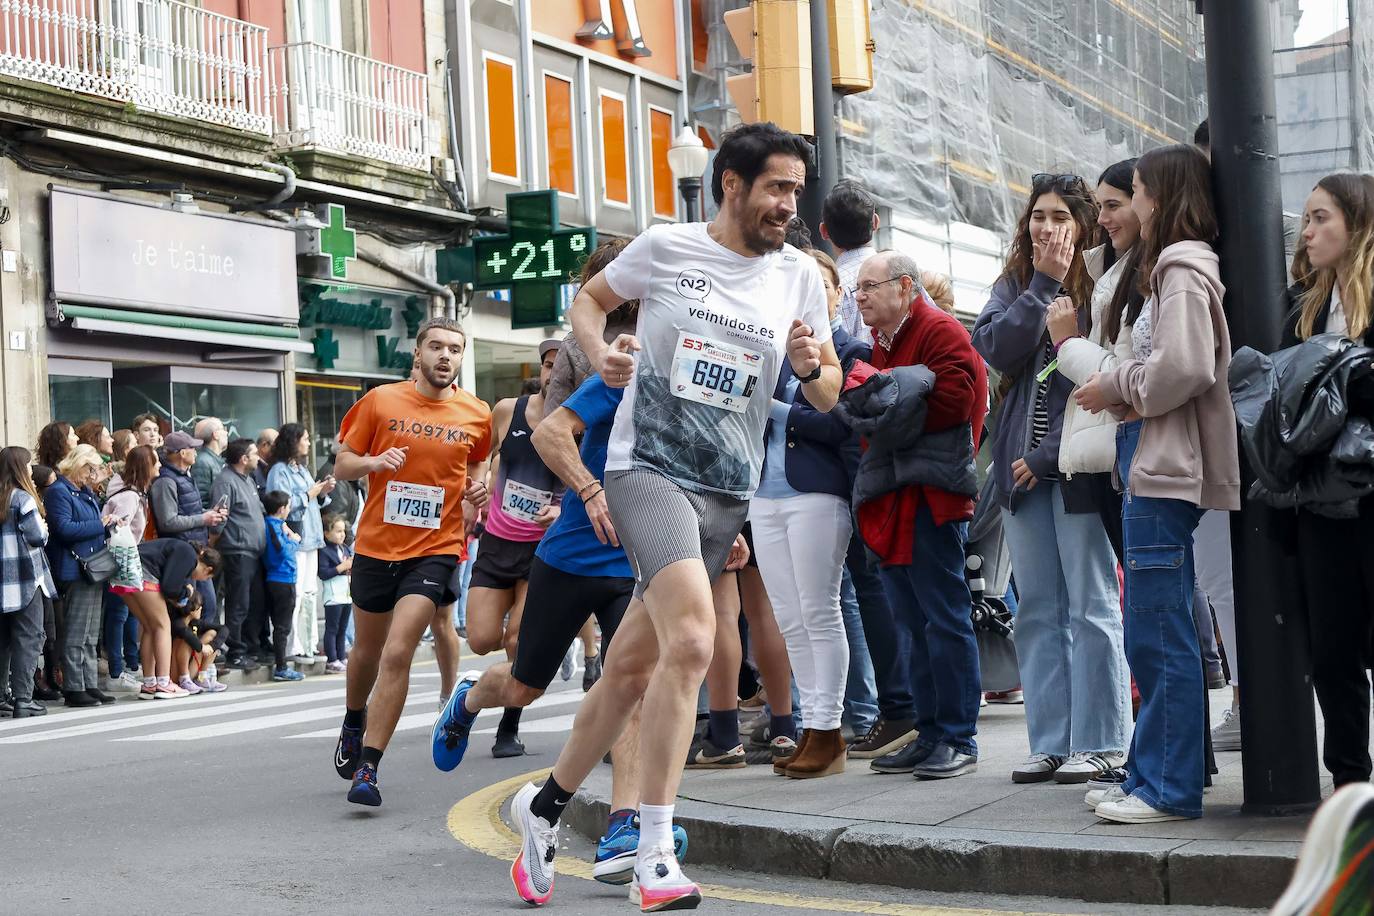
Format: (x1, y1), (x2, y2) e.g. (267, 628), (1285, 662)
(535, 377), (631, 579)
(601, 222), (830, 498)
(484, 395), (562, 543)
(338, 381), (492, 562)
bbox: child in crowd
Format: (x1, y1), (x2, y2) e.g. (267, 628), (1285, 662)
(319, 514), (353, 673)
(263, 490), (304, 683)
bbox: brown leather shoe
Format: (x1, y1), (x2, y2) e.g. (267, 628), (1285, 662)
(773, 728), (809, 775)
(784, 728), (846, 779)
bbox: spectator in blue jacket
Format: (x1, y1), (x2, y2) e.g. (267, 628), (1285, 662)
(266, 424), (335, 661)
(263, 490), (304, 682)
(44, 444), (116, 707)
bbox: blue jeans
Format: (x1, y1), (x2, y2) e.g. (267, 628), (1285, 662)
(839, 567), (878, 733)
(102, 590), (140, 677)
(879, 504), (980, 755)
(1001, 483), (1130, 756)
(847, 530), (915, 722)
(1117, 420), (1205, 818)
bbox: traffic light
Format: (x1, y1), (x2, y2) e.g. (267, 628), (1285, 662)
(829, 0), (874, 94)
(723, 0), (813, 136)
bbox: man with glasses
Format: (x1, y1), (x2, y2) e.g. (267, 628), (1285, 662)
(850, 250), (987, 780)
(820, 180), (880, 338)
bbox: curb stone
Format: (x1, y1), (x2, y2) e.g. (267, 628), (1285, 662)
(565, 779), (1298, 909)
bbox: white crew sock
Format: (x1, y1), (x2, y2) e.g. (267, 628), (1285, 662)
(637, 803), (675, 859)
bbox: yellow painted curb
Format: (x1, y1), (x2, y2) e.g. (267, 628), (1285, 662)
(446, 769), (1064, 916)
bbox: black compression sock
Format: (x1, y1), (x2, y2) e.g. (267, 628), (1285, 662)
(343, 707), (365, 729)
(498, 706), (523, 735)
(531, 775), (575, 825)
(770, 713), (797, 742)
(360, 746), (383, 770)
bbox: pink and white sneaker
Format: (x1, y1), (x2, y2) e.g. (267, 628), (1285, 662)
(509, 782), (558, 906)
(630, 845), (701, 911)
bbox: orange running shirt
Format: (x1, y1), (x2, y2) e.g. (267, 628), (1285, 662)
(339, 381), (493, 562)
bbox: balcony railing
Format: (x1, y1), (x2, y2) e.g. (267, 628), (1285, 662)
(0, 0), (272, 134)
(270, 41), (428, 171)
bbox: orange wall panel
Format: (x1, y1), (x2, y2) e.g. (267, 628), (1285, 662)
(600, 94), (629, 205)
(486, 57), (520, 179)
(649, 107), (675, 217)
(544, 74), (577, 195)
(532, 0), (679, 82)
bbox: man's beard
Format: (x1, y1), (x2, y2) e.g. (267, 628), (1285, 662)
(421, 362), (455, 389)
(741, 217), (786, 256)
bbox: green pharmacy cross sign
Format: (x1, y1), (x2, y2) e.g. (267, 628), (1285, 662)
(320, 204), (356, 280)
(437, 190), (595, 329)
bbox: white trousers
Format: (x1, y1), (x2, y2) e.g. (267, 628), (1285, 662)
(1194, 510), (1238, 686)
(291, 549), (320, 657)
(749, 493), (852, 731)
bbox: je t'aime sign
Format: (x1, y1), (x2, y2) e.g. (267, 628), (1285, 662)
(49, 187), (298, 325)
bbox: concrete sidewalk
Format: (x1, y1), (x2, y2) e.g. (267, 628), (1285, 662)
(566, 691), (1326, 910)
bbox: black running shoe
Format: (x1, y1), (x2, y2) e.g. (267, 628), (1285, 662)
(492, 732), (526, 759)
(348, 762), (381, 807)
(335, 714), (365, 780)
(582, 654), (603, 693)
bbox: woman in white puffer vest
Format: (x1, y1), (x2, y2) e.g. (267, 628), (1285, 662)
(1049, 159), (1141, 559)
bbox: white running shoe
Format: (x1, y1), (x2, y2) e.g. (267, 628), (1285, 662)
(1055, 751), (1127, 784)
(509, 782), (559, 906)
(630, 845), (701, 912)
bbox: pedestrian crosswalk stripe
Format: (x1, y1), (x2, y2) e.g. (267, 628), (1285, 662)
(283, 688), (586, 740)
(119, 690), (441, 742)
(473, 712), (578, 735)
(0, 684), (264, 734)
(0, 686), (349, 745)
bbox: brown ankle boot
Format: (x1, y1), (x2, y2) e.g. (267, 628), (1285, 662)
(784, 728), (846, 779)
(774, 728), (810, 775)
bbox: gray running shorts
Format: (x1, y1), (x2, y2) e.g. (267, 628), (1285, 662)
(603, 468), (750, 598)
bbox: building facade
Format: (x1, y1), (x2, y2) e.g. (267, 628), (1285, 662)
(446, 0), (692, 405)
(0, 0), (467, 469)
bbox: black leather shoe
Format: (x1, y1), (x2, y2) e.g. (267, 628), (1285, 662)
(12, 700), (48, 718)
(870, 740), (935, 774)
(86, 687), (118, 704)
(226, 655), (261, 672)
(64, 691), (100, 707)
(913, 743), (978, 780)
(33, 682), (62, 702)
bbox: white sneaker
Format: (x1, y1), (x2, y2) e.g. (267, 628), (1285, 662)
(630, 845), (701, 912)
(1054, 752), (1127, 784)
(509, 782), (559, 906)
(1011, 753), (1065, 784)
(1084, 784), (1127, 809)
(1211, 704), (1241, 752)
(1095, 794), (1191, 824)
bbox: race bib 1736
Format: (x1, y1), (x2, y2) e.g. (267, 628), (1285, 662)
(383, 481), (444, 529)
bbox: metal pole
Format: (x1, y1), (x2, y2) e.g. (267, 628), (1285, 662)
(1200, 0), (1321, 816)
(678, 177), (702, 223)
(799, 0), (837, 251)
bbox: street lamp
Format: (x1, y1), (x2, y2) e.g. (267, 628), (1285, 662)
(667, 124), (710, 223)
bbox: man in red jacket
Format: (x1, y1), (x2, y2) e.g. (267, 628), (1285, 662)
(853, 250), (988, 780)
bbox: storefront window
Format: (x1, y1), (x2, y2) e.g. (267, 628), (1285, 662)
(49, 376), (111, 427)
(171, 382), (280, 444)
(297, 379), (362, 472)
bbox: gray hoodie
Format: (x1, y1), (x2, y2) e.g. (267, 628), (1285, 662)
(209, 465), (266, 555)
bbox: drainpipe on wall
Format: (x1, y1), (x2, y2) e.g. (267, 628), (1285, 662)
(356, 248), (456, 320)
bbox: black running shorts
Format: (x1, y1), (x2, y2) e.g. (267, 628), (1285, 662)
(470, 531), (539, 590)
(351, 553), (459, 613)
(510, 557), (633, 691)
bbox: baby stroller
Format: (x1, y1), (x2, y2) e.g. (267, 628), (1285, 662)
(967, 476), (1019, 692)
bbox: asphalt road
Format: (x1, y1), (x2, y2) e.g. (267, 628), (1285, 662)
(2, 655), (1266, 916)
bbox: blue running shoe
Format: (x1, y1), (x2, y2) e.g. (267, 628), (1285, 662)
(592, 816), (689, 886)
(347, 762), (381, 807)
(432, 672), (480, 772)
(272, 667), (304, 682)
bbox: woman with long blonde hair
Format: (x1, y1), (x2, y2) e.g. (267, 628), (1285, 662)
(1283, 171), (1374, 788)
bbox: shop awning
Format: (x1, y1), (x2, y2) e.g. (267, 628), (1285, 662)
(62, 304), (315, 354)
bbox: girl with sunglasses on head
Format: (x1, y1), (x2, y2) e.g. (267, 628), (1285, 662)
(972, 172), (1131, 788)
(1075, 145), (1240, 824)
